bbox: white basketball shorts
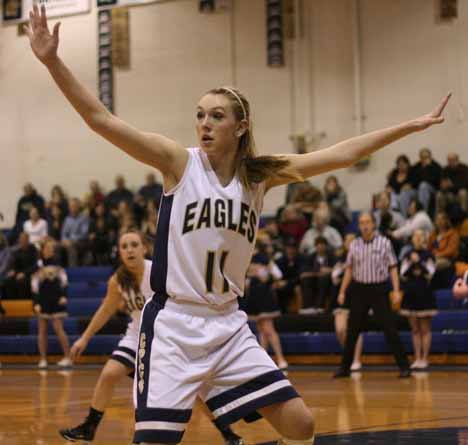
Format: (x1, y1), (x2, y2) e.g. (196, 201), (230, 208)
(110, 320), (139, 370)
(133, 296), (299, 444)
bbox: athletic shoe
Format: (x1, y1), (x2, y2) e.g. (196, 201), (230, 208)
(59, 422), (96, 442)
(333, 369), (351, 378)
(38, 359), (48, 369)
(57, 357), (73, 367)
(350, 361), (362, 372)
(398, 369), (412, 378)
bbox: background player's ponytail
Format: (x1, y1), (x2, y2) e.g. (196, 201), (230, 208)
(208, 87), (302, 188)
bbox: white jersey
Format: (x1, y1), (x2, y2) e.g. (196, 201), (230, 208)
(118, 259), (153, 325)
(150, 147), (265, 306)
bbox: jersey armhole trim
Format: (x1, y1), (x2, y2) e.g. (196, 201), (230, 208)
(162, 148), (194, 196)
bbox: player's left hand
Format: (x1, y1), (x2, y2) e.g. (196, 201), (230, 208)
(412, 93), (451, 131)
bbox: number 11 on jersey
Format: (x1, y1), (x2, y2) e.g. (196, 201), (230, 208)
(205, 251), (230, 293)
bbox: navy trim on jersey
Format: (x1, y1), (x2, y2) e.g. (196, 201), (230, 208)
(150, 194), (174, 295)
(205, 370), (299, 426)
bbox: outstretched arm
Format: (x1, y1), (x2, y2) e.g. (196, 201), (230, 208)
(25, 4), (187, 181)
(69, 276), (121, 360)
(267, 94), (451, 189)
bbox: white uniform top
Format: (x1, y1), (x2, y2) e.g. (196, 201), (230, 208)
(150, 147), (265, 306)
(118, 259), (153, 327)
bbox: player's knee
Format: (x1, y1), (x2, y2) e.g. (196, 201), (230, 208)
(296, 412), (315, 440)
(284, 412), (315, 440)
(101, 366), (121, 382)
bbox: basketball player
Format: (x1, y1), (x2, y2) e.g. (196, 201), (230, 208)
(25, 5), (450, 444)
(59, 229), (243, 444)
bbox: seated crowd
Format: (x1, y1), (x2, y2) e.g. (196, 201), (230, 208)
(0, 149), (467, 371)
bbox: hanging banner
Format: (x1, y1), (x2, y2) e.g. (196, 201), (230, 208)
(2, 0), (91, 24)
(97, 0), (171, 10)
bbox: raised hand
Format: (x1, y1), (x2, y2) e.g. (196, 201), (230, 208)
(24, 2), (61, 66)
(413, 93), (452, 131)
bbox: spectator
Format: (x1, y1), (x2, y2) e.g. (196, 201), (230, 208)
(399, 229), (437, 370)
(244, 233), (288, 371)
(386, 154), (415, 217)
(334, 212), (411, 378)
(87, 180), (106, 206)
(428, 211), (460, 289)
(411, 148), (442, 213)
(436, 152), (468, 214)
(116, 201), (136, 234)
(139, 172), (163, 206)
(32, 239), (72, 369)
(331, 232), (363, 372)
(299, 206), (343, 255)
(289, 182), (323, 222)
(373, 191), (405, 235)
(299, 236), (335, 314)
(274, 237), (305, 314)
(392, 199), (433, 241)
(23, 207), (48, 249)
(105, 175), (134, 211)
(323, 175), (351, 234)
(61, 198), (90, 267)
(140, 199), (158, 242)
(132, 193), (146, 228)
(47, 204), (65, 241)
(3, 232), (38, 300)
(262, 219), (284, 256)
(88, 202), (118, 265)
(278, 205), (308, 247)
(46, 185), (68, 219)
(12, 183), (45, 243)
(0, 233), (13, 301)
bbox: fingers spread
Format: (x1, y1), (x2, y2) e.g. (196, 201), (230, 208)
(23, 24), (33, 39)
(40, 3), (49, 31)
(53, 21), (61, 39)
(29, 11), (35, 32)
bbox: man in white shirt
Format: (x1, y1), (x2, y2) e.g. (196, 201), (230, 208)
(299, 206), (343, 255)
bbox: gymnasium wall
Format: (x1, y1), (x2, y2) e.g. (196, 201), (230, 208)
(0, 0), (466, 227)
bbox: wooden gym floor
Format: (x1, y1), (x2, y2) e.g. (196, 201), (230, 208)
(0, 367), (467, 444)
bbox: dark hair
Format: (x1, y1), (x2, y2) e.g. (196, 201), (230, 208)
(315, 235), (328, 246)
(206, 87), (302, 188)
(396, 154), (411, 167)
(410, 198), (423, 212)
(115, 229), (145, 295)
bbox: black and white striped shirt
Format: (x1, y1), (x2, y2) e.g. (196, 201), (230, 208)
(346, 233), (397, 284)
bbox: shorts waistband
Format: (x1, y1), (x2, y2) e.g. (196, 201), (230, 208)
(163, 297), (239, 317)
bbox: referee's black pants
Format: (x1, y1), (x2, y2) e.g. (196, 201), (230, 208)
(340, 281), (409, 371)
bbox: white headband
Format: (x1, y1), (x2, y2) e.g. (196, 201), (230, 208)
(221, 87), (248, 120)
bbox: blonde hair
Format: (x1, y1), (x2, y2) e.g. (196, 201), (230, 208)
(207, 87), (302, 188)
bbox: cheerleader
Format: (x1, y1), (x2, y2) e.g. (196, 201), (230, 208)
(245, 232), (288, 371)
(330, 233), (363, 371)
(32, 238), (71, 369)
(400, 229), (437, 370)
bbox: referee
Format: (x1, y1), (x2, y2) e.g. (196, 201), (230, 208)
(334, 211), (411, 378)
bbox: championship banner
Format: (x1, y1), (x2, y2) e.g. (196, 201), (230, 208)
(2, 0), (91, 24)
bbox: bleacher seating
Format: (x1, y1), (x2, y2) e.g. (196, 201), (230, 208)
(0, 266), (467, 358)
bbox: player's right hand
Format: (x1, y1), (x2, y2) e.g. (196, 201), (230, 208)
(24, 3), (61, 66)
(70, 336), (88, 361)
